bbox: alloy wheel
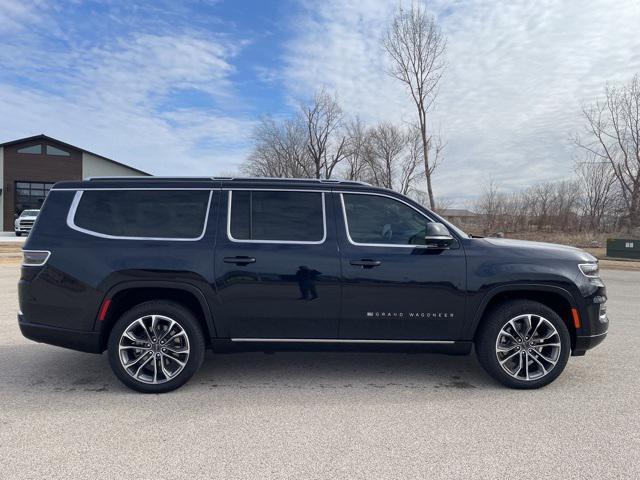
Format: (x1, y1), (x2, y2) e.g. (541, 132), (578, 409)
(118, 315), (190, 384)
(495, 314), (562, 381)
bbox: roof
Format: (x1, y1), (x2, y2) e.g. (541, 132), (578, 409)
(440, 208), (477, 217)
(0, 134), (150, 176)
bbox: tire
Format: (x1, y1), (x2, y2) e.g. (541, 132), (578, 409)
(107, 300), (206, 393)
(475, 300), (571, 389)
(15, 232), (21, 237)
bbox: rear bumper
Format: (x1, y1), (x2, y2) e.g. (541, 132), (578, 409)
(18, 312), (102, 353)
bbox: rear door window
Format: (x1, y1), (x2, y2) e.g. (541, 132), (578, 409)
(229, 190), (325, 243)
(72, 190), (211, 239)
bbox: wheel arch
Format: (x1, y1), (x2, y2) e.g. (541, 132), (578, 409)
(96, 281), (217, 351)
(468, 284), (578, 349)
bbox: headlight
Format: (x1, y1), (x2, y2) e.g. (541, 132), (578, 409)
(579, 263), (600, 278)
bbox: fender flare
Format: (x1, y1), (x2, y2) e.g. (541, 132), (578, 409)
(465, 283), (577, 338)
(97, 280), (217, 338)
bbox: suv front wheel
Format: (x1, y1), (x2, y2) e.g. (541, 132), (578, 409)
(476, 300), (571, 389)
(107, 301), (205, 393)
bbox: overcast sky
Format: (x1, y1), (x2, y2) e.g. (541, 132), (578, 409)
(1, 0), (639, 204)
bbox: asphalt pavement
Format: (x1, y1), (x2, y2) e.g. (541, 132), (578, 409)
(0, 265), (638, 479)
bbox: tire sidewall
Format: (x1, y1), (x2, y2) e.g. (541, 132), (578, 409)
(108, 301), (205, 393)
(476, 300), (571, 389)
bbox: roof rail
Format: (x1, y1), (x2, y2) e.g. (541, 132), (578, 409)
(223, 177), (371, 186)
(86, 176), (216, 181)
(86, 176), (371, 186)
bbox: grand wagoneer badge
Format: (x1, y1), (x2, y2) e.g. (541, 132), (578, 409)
(366, 311), (455, 318)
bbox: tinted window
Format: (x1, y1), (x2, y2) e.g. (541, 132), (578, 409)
(46, 145), (70, 156)
(74, 190), (210, 239)
(15, 181), (54, 213)
(17, 145), (41, 154)
(342, 194), (430, 245)
(230, 191), (324, 242)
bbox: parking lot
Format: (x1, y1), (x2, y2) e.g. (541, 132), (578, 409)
(0, 263), (638, 479)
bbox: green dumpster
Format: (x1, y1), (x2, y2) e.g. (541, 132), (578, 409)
(606, 238), (640, 259)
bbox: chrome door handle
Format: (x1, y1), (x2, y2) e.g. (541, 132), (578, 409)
(350, 259), (382, 268)
(223, 256), (256, 265)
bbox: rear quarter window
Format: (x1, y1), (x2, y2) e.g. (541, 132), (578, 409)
(72, 190), (211, 239)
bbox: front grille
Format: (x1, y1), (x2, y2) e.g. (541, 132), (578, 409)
(18, 220), (35, 230)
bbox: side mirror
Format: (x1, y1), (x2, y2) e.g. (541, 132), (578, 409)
(424, 222), (454, 249)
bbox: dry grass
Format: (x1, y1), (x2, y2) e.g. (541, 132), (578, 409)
(0, 243), (22, 265)
(0, 243), (22, 254)
(458, 226), (640, 269)
(0, 257), (20, 266)
(598, 258), (640, 271)
(505, 231), (613, 247)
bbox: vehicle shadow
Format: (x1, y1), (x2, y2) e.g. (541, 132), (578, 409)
(0, 345), (497, 395)
(195, 350), (492, 391)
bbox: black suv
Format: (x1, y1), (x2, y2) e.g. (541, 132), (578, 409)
(18, 177), (608, 392)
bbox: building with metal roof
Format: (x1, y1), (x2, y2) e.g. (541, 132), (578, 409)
(0, 134), (148, 231)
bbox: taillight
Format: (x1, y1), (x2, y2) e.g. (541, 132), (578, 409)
(22, 250), (51, 267)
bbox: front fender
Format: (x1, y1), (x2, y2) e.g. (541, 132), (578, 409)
(463, 283), (577, 339)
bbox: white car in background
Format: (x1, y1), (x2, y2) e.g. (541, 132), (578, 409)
(14, 209), (40, 237)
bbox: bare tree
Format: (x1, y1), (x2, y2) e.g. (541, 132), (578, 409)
(243, 116), (311, 178)
(576, 74), (640, 231)
(349, 121), (425, 194)
(384, 3), (446, 209)
(398, 126), (425, 195)
(552, 180), (581, 231)
(244, 90), (349, 180)
(432, 196), (454, 215)
(575, 156), (618, 231)
(475, 179), (502, 234)
(301, 89), (347, 179)
(367, 122), (405, 189)
(343, 117), (370, 182)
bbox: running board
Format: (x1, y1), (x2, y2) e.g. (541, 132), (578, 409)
(230, 338), (455, 344)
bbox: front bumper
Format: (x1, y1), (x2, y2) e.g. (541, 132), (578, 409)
(572, 290), (609, 355)
(15, 221), (35, 233)
(18, 312), (102, 353)
(574, 330), (608, 354)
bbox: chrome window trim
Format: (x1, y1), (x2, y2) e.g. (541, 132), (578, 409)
(66, 190), (213, 242)
(231, 338), (455, 344)
(338, 191), (438, 249)
(225, 187), (326, 192)
(226, 189), (327, 245)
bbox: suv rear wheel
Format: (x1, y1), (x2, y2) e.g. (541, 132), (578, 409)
(476, 300), (571, 389)
(107, 301), (205, 393)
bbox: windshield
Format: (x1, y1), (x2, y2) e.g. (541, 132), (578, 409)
(20, 210), (39, 217)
